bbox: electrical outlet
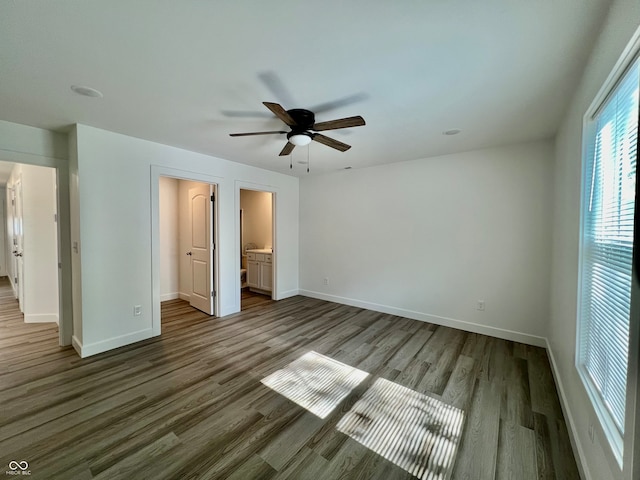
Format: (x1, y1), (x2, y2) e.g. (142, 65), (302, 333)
(323, 277), (329, 286)
(133, 305), (142, 316)
(476, 300), (485, 311)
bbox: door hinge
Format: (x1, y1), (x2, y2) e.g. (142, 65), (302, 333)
(211, 193), (215, 202)
(54, 213), (58, 223)
(211, 290), (216, 298)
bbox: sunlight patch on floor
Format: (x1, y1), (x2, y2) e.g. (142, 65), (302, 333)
(260, 351), (369, 419)
(337, 377), (464, 480)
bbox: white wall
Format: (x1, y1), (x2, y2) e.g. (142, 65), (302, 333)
(73, 124), (299, 356)
(300, 140), (553, 344)
(550, 1), (640, 479)
(0, 119), (67, 162)
(240, 189), (273, 249)
(69, 126), (83, 343)
(159, 176), (179, 301)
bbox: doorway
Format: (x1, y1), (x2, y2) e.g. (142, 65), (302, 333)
(157, 175), (218, 327)
(1, 162), (61, 339)
(240, 188), (274, 310)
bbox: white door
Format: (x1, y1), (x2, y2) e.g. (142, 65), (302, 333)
(15, 180), (24, 311)
(188, 184), (214, 315)
(7, 188), (17, 296)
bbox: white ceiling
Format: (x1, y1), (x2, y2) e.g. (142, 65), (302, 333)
(0, 1), (609, 176)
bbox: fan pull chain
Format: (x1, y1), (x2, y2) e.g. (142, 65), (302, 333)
(290, 153), (292, 170)
(307, 145), (310, 173)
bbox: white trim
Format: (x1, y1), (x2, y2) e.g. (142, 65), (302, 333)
(71, 334), (82, 356)
(576, 27), (640, 475)
(74, 328), (156, 358)
(299, 289), (547, 347)
(160, 292), (179, 302)
(24, 313), (58, 323)
(0, 149), (62, 167)
(235, 181), (279, 310)
(586, 27), (640, 120)
(0, 140), (72, 350)
(276, 288), (300, 300)
(179, 292), (190, 301)
(546, 340), (591, 480)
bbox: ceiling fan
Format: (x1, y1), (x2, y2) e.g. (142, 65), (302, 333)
(229, 102), (366, 156)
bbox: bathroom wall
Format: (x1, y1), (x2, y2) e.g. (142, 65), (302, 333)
(240, 189), (273, 250)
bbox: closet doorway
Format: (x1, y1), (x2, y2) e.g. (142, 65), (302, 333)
(158, 176), (218, 321)
(240, 188), (274, 311)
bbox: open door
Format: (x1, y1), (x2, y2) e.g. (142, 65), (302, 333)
(14, 179), (24, 311)
(187, 184), (215, 315)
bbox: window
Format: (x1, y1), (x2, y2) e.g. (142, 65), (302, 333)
(578, 56), (639, 460)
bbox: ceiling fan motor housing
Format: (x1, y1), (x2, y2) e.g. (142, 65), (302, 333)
(287, 109), (315, 132)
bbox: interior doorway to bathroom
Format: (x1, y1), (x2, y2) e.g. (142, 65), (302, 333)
(240, 188), (274, 311)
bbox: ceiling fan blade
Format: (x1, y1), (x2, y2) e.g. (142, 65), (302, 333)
(221, 110), (273, 118)
(309, 93), (369, 114)
(263, 102), (297, 126)
(258, 71), (296, 107)
(312, 116), (366, 132)
(312, 133), (351, 152)
(279, 142), (295, 156)
(229, 131), (287, 137)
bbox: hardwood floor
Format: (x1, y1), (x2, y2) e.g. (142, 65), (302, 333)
(241, 289), (274, 311)
(0, 278), (579, 479)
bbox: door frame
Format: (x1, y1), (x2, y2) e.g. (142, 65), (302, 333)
(150, 166), (221, 335)
(14, 178), (24, 310)
(236, 182), (277, 307)
(0, 155), (71, 347)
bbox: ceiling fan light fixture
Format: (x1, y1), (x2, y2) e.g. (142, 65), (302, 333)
(288, 133), (312, 146)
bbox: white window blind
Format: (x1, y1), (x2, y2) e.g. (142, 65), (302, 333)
(579, 57), (639, 437)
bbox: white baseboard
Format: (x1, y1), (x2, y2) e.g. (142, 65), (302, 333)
(71, 335), (83, 357)
(24, 313), (58, 324)
(276, 289), (300, 300)
(179, 292), (190, 301)
(298, 289), (547, 347)
(160, 292), (179, 302)
(74, 328), (157, 358)
(545, 340), (590, 480)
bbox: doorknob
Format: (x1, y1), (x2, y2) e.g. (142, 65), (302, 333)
(186, 252), (192, 256)
(16, 253), (22, 257)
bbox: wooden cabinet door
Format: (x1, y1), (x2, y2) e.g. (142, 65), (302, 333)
(247, 261), (260, 288)
(259, 262), (273, 291)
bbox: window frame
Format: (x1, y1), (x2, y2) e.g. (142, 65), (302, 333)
(576, 45), (640, 468)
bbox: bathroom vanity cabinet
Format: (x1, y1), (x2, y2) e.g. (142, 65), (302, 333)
(246, 249), (272, 293)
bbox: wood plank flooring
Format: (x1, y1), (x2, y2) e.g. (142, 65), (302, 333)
(0, 277), (580, 479)
(241, 289), (274, 311)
